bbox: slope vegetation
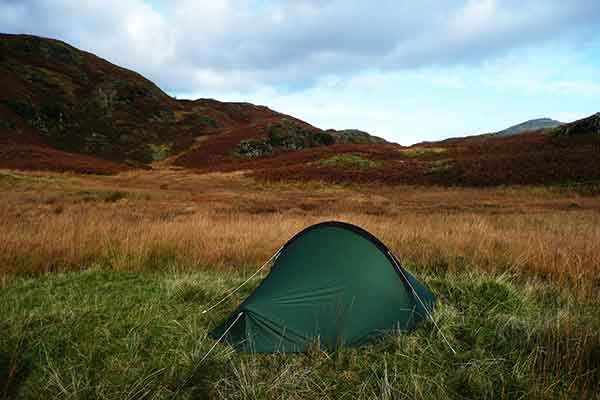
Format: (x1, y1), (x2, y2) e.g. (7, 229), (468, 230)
(0, 34), (383, 172)
(187, 117), (600, 187)
(1, 34), (598, 187)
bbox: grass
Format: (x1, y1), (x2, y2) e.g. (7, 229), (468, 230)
(426, 159), (452, 174)
(399, 147), (447, 158)
(320, 154), (383, 170)
(149, 144), (173, 162)
(1, 265), (598, 399)
(0, 171), (62, 186)
(1, 168), (599, 398)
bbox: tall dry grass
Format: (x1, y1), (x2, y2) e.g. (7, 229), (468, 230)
(1, 169), (599, 296)
(2, 203), (600, 294)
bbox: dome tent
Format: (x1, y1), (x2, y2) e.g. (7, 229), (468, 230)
(210, 221), (436, 353)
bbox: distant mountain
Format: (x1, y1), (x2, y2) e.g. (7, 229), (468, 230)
(495, 118), (562, 136)
(0, 33), (384, 173)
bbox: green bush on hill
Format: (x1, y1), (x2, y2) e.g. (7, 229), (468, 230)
(149, 144), (172, 161)
(320, 154), (383, 169)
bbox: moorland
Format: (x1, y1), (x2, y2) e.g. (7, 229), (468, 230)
(1, 33), (600, 399)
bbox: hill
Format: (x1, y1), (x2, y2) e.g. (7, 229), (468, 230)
(495, 118), (562, 136)
(553, 112), (600, 136)
(184, 113), (600, 187)
(0, 34), (384, 173)
(1, 34), (599, 187)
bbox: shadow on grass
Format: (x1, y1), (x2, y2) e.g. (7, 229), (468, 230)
(0, 346), (32, 400)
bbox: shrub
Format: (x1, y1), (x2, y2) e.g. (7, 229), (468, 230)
(236, 139), (273, 158)
(320, 154), (383, 170)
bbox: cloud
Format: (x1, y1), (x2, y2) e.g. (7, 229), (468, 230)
(1, 0), (600, 93)
(1, 0), (599, 144)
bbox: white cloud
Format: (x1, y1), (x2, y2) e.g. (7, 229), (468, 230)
(1, 0), (599, 143)
(2, 0), (599, 92)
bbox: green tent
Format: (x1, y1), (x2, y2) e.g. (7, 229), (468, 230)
(210, 221), (435, 353)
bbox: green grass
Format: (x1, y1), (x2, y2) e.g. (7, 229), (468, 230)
(149, 144), (173, 162)
(426, 159), (452, 175)
(0, 171), (62, 186)
(320, 154), (383, 170)
(1, 262), (598, 399)
(399, 147), (447, 158)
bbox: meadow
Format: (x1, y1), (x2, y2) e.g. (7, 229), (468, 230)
(1, 168), (599, 399)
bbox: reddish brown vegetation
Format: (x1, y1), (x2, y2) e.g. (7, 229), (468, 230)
(172, 130), (600, 187)
(430, 131), (600, 186)
(2, 33), (599, 187)
(0, 130), (129, 174)
(171, 102), (321, 168)
(215, 132), (600, 187)
(0, 34), (337, 172)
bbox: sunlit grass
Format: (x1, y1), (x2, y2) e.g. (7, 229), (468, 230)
(399, 147), (447, 158)
(1, 168), (599, 399)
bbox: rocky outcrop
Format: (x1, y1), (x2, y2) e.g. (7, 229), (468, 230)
(331, 129), (387, 144)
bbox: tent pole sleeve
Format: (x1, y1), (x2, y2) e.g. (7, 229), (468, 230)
(387, 251), (457, 355)
(202, 246), (283, 314)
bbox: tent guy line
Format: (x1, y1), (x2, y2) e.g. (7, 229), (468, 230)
(388, 250), (457, 354)
(201, 246), (284, 315)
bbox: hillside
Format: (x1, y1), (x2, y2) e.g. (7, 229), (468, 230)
(0, 34), (383, 172)
(495, 118), (562, 136)
(1, 34), (599, 187)
(180, 114), (599, 187)
(554, 112), (600, 136)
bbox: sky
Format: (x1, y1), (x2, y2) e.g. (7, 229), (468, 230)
(1, 0), (600, 144)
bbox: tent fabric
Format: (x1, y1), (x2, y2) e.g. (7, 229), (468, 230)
(210, 221), (435, 353)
